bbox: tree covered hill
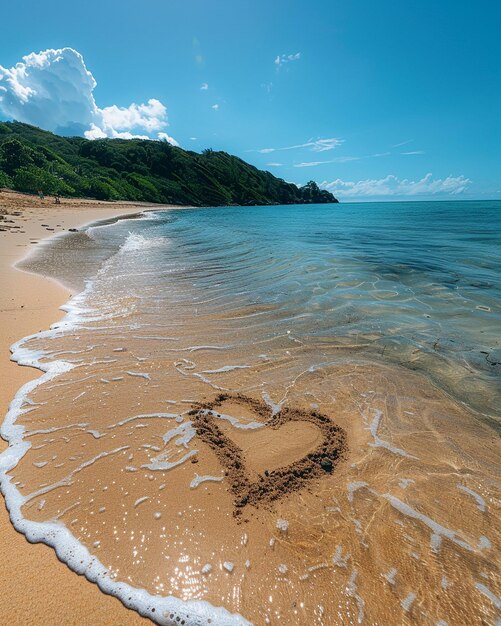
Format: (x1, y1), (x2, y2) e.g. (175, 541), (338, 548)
(0, 122), (338, 206)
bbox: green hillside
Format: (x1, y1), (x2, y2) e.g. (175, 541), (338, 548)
(0, 122), (338, 206)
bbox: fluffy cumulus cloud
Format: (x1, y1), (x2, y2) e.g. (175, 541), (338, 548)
(0, 47), (178, 144)
(322, 173), (471, 198)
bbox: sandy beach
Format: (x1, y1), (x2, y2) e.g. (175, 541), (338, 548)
(0, 190), (499, 626)
(0, 190), (163, 625)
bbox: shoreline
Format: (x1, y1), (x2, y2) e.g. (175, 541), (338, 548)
(1, 191), (499, 625)
(0, 190), (175, 625)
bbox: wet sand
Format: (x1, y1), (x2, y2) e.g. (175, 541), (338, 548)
(0, 190), (171, 626)
(190, 394), (347, 512)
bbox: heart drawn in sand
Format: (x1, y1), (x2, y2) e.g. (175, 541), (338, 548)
(189, 394), (347, 514)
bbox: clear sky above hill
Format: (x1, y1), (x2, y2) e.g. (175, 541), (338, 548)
(0, 0), (499, 200)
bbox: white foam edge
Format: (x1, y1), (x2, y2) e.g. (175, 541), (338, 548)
(261, 391), (282, 416)
(0, 220), (252, 626)
(85, 207), (166, 240)
(202, 409), (264, 431)
(13, 206), (153, 275)
(119, 231), (168, 253)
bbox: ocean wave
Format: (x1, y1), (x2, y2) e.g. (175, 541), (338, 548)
(120, 232), (167, 253)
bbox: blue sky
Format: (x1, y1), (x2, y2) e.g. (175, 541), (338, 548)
(0, 0), (499, 200)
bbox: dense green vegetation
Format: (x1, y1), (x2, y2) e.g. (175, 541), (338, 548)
(0, 122), (338, 206)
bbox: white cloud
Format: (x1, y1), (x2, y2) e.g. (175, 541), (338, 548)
(293, 152), (393, 167)
(321, 173), (471, 198)
(256, 137), (343, 154)
(0, 48), (96, 135)
(97, 99), (167, 135)
(0, 47), (177, 143)
(274, 52), (301, 68)
(157, 132), (179, 147)
(401, 150), (425, 155)
(266, 162), (283, 167)
(391, 139), (413, 148)
(294, 161), (326, 168)
(84, 124), (109, 140)
(294, 156), (360, 167)
(212, 103), (219, 110)
(200, 82), (208, 90)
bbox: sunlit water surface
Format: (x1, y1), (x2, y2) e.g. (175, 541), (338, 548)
(3, 200), (500, 625)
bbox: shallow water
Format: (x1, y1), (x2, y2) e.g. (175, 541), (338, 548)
(1, 201), (500, 625)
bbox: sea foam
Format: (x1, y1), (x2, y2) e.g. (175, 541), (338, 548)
(120, 232), (167, 253)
